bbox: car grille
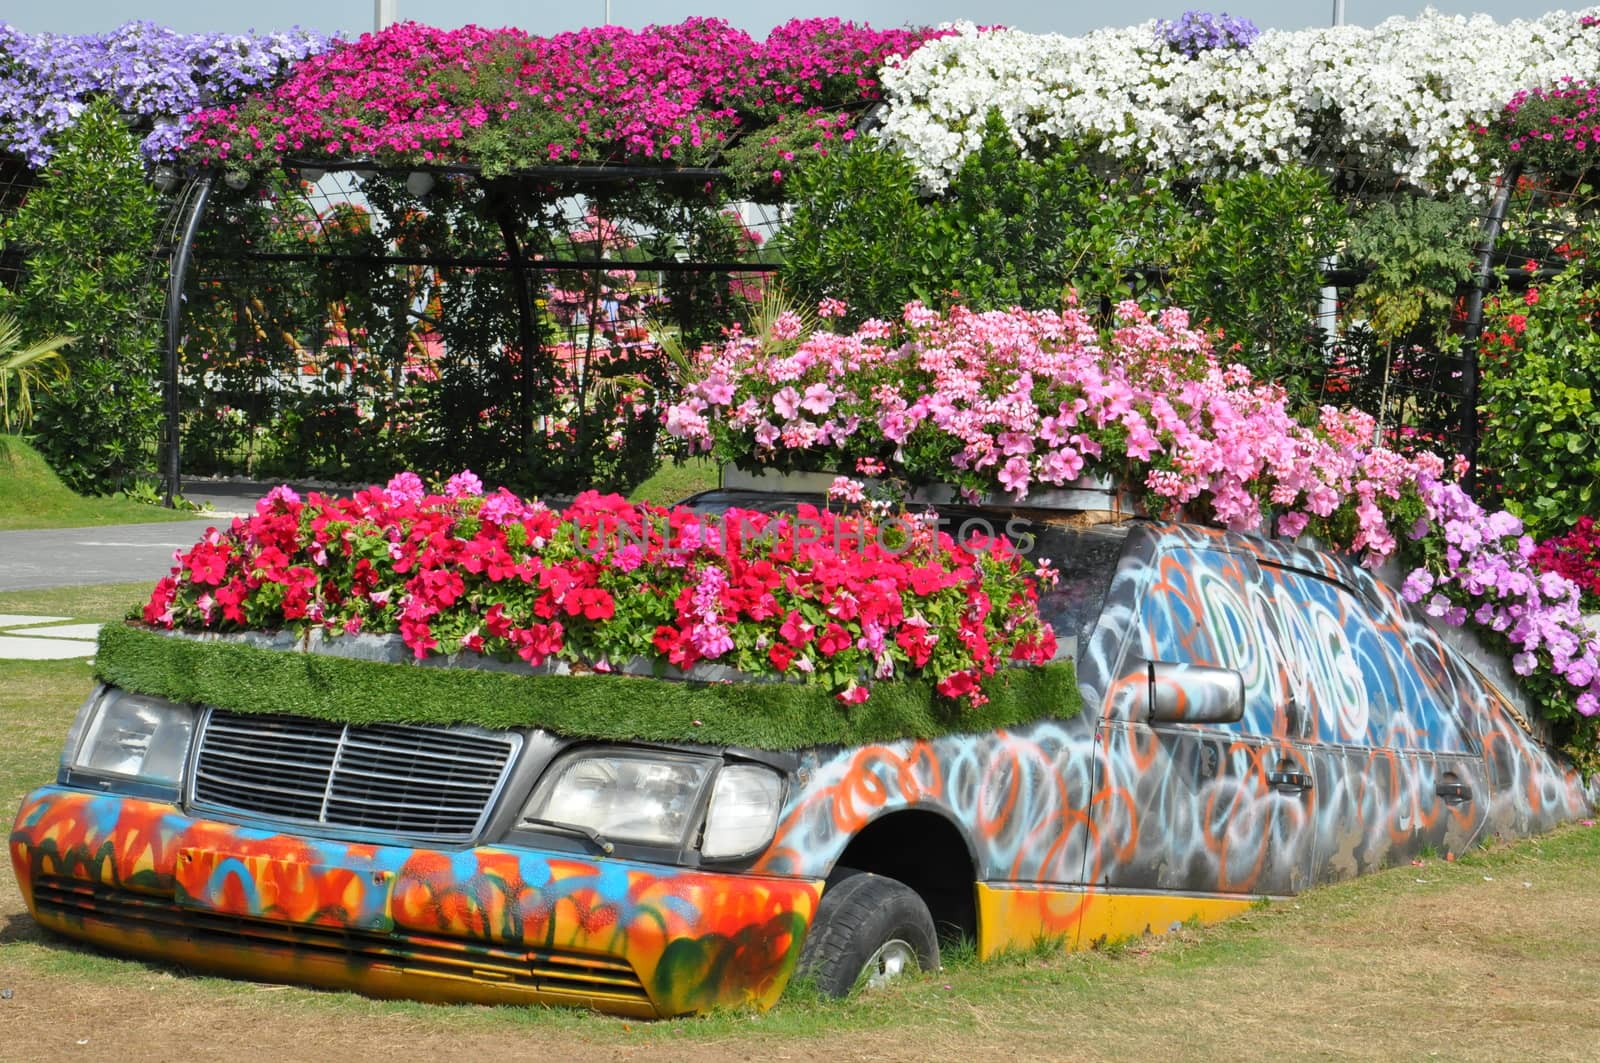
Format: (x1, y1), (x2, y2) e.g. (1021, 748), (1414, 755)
(190, 709), (520, 842)
(33, 875), (650, 1004)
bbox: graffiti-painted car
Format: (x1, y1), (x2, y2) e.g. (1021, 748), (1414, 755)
(9, 491), (1594, 1016)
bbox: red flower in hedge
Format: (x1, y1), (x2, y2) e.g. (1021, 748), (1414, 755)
(652, 624), (698, 668)
(936, 670), (978, 699)
(779, 610), (814, 648)
(836, 682), (870, 705)
(185, 542), (232, 586)
(565, 587), (615, 622)
(908, 564), (947, 596)
(462, 533), (517, 581)
(215, 579), (249, 624)
(511, 621), (565, 666)
(143, 577), (178, 625)
(281, 566), (320, 620)
(1009, 628), (1059, 662)
(895, 619), (937, 667)
(409, 567), (466, 611)
(399, 617), (437, 658)
(817, 622), (852, 657)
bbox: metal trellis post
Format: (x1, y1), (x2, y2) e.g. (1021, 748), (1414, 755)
(161, 173), (214, 509)
(1460, 166), (1519, 498)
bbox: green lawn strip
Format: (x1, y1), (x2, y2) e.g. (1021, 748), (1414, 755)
(0, 439), (714, 531)
(0, 658), (93, 957)
(0, 659), (91, 803)
(0, 436), (200, 530)
(0, 582), (154, 623)
(625, 457), (720, 506)
(240, 457), (720, 510)
(95, 623), (1079, 749)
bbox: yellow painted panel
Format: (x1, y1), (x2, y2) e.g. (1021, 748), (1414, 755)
(976, 881), (1092, 957)
(977, 883), (1259, 959)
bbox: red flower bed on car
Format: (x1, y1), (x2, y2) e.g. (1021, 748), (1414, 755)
(141, 473), (1057, 706)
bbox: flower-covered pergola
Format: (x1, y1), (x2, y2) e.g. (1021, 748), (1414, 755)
(877, 10), (1600, 191)
(181, 18), (943, 189)
(155, 18), (948, 501)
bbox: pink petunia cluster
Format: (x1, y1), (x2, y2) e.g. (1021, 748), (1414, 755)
(180, 18), (948, 178)
(668, 298), (1600, 746)
(1489, 76), (1600, 169)
(667, 299), (1442, 568)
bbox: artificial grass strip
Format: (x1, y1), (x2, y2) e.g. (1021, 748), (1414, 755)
(96, 624), (1081, 750)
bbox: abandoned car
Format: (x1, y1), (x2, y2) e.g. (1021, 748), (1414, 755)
(9, 482), (1594, 1017)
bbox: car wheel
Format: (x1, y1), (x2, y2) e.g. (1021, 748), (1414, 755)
(796, 870), (940, 997)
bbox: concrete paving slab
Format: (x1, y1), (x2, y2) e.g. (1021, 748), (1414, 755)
(0, 634), (97, 659)
(4, 622), (102, 640)
(0, 614), (70, 627)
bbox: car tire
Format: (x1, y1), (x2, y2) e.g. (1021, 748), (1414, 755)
(796, 869), (940, 997)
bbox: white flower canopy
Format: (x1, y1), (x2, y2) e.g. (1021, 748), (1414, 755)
(876, 9), (1600, 192)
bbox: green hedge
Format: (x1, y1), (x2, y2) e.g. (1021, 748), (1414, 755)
(96, 624), (1081, 750)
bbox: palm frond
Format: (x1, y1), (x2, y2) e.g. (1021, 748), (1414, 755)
(0, 313), (75, 434)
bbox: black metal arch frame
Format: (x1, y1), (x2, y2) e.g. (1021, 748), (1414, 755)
(159, 160), (783, 504)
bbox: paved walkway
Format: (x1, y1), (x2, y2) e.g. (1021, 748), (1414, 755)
(0, 478), (297, 661)
(0, 614), (100, 659)
(0, 478), (334, 595)
(1, 517), (229, 659)
(0, 519), (226, 593)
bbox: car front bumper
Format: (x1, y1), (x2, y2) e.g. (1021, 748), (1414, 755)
(10, 787), (820, 1017)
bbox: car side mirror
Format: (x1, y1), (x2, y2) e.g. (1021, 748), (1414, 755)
(1129, 658), (1246, 725)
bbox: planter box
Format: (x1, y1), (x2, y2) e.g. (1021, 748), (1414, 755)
(96, 623), (1080, 750)
(719, 463), (1136, 516)
(140, 624), (760, 684)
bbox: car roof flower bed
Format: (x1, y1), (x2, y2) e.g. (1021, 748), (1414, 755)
(108, 475), (1071, 749)
(666, 297), (1443, 563)
(666, 297), (1600, 767)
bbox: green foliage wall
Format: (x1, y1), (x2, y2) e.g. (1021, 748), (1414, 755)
(1479, 258), (1600, 540)
(0, 99), (161, 494)
(1166, 167), (1346, 404)
(779, 115), (1187, 322)
(1343, 197), (1479, 348)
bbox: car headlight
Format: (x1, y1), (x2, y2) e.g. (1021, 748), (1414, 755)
(519, 749), (786, 859)
(521, 751), (712, 847)
(701, 763), (785, 860)
(69, 687), (195, 786)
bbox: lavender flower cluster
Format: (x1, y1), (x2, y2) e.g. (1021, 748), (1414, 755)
(1402, 478), (1600, 720)
(0, 20), (331, 168)
(1155, 10), (1261, 58)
